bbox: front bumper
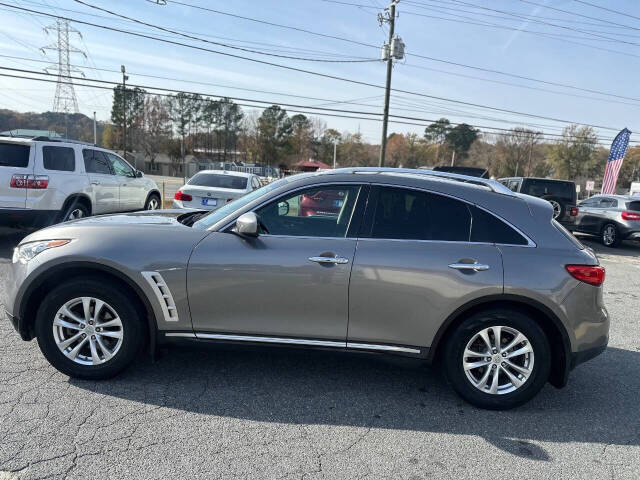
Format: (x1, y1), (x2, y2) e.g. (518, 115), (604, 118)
(571, 343), (607, 369)
(3, 306), (30, 341)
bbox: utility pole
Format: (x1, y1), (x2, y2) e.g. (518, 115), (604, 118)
(93, 111), (97, 145)
(121, 65), (128, 160)
(451, 150), (456, 167)
(333, 141), (337, 169)
(378, 1), (404, 167)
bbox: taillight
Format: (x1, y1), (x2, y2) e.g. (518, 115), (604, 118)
(569, 207), (579, 216)
(621, 211), (640, 221)
(566, 265), (605, 286)
(174, 190), (192, 202)
(10, 174), (48, 189)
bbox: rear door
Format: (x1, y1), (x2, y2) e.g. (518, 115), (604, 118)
(348, 186), (505, 350)
(0, 141), (33, 208)
(83, 149), (119, 214)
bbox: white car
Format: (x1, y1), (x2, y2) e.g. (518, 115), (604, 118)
(173, 170), (262, 211)
(0, 136), (160, 229)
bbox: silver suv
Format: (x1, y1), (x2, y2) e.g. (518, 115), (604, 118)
(1, 168), (609, 410)
(0, 136), (160, 228)
(574, 194), (640, 247)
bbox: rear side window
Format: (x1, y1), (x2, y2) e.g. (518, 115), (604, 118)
(0, 143), (30, 167)
(43, 146), (75, 172)
(469, 206), (529, 245)
(627, 201), (640, 212)
(83, 149), (112, 174)
(368, 187), (471, 241)
(522, 179), (575, 201)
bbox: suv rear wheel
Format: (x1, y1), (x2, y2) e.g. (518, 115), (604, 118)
(601, 223), (621, 247)
(444, 309), (551, 410)
(34, 278), (144, 379)
(61, 201), (89, 222)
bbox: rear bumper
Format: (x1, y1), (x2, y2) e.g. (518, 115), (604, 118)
(0, 209), (58, 229)
(571, 343), (607, 369)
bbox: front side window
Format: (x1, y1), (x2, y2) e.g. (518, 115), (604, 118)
(83, 149), (112, 174)
(43, 146), (75, 172)
(367, 187), (471, 241)
(579, 197), (599, 207)
(600, 198), (617, 208)
(256, 185), (361, 238)
(106, 153), (135, 177)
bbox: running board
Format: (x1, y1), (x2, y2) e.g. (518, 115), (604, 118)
(164, 332), (422, 355)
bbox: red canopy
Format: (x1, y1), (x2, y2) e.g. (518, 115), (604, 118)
(293, 159), (332, 171)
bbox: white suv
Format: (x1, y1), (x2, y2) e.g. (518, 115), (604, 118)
(0, 136), (160, 229)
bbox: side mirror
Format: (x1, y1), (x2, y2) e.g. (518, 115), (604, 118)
(136, 170), (144, 178)
(278, 200), (290, 216)
(234, 212), (259, 237)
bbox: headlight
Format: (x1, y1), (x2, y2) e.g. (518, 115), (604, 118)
(13, 240), (71, 263)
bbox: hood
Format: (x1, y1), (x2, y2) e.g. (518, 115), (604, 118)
(63, 209), (200, 227)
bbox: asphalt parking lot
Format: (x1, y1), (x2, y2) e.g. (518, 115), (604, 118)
(0, 228), (639, 479)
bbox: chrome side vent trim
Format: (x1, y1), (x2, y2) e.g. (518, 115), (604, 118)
(142, 271), (179, 322)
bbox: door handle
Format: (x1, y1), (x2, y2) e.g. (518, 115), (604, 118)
(448, 263), (490, 272)
(309, 256), (349, 265)
(91, 181), (100, 185)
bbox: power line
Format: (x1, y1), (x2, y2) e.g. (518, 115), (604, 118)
(136, 0), (640, 104)
(573, 0), (640, 22)
(71, 0), (378, 63)
(0, 66), (631, 145)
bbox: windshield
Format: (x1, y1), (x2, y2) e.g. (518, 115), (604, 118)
(188, 173), (248, 190)
(192, 177), (290, 230)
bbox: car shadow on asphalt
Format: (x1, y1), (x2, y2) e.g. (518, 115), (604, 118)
(70, 343), (640, 462)
(575, 234), (640, 259)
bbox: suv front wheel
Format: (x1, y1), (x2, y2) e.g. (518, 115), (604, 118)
(444, 309), (551, 410)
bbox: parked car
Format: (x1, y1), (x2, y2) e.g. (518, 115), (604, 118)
(3, 167), (608, 410)
(573, 194), (640, 247)
(498, 177), (578, 228)
(298, 189), (345, 217)
(173, 170), (262, 211)
(0, 135), (160, 229)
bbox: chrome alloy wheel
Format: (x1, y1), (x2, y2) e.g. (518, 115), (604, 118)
(602, 225), (616, 246)
(147, 197), (160, 210)
(52, 297), (123, 365)
(549, 200), (561, 219)
(462, 326), (534, 395)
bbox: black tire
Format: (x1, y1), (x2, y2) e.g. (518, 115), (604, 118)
(34, 278), (145, 380)
(61, 201), (89, 223)
(601, 223), (621, 248)
(443, 309), (551, 410)
(144, 193), (161, 210)
(541, 195), (566, 220)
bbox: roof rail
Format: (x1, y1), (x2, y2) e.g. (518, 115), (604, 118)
(320, 167), (515, 195)
(31, 136), (94, 146)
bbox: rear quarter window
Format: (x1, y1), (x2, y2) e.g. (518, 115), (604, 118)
(43, 146), (75, 172)
(470, 206), (529, 245)
(0, 143), (30, 167)
(627, 201), (640, 212)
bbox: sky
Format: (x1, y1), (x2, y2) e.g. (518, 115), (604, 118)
(0, 0), (639, 146)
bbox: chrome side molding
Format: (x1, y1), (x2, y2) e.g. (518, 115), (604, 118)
(163, 332), (422, 354)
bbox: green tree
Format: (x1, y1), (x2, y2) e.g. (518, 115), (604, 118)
(290, 114), (312, 162)
(548, 125), (598, 179)
(424, 118), (451, 163)
(257, 105), (292, 167)
(110, 85), (146, 151)
(445, 123), (478, 162)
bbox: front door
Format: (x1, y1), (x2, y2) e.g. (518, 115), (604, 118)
(187, 184), (365, 341)
(348, 186), (505, 350)
(106, 153), (145, 211)
(83, 149), (119, 214)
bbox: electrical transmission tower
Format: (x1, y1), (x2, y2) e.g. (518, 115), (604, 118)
(42, 19), (86, 114)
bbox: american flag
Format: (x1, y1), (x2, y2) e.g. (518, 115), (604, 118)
(601, 128), (632, 194)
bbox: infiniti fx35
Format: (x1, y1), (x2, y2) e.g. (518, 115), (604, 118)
(2, 168), (609, 410)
